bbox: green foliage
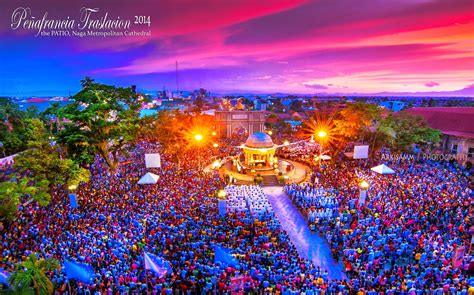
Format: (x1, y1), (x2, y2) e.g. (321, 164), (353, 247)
(13, 119), (89, 206)
(0, 177), (50, 222)
(379, 113), (442, 152)
(151, 110), (190, 166)
(333, 102), (381, 141)
(0, 182), (22, 222)
(8, 254), (60, 295)
(0, 97), (28, 155)
(57, 77), (142, 171)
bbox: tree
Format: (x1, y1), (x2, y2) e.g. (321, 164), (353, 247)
(8, 254), (60, 295)
(290, 100), (302, 112)
(0, 178), (50, 222)
(333, 102), (381, 141)
(41, 102), (64, 134)
(152, 111), (188, 166)
(379, 112), (442, 152)
(148, 111), (213, 167)
(194, 96), (205, 112)
(0, 182), (22, 222)
(13, 119), (90, 203)
(0, 97), (28, 155)
(58, 78), (142, 171)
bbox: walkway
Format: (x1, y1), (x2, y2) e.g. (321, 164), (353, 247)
(263, 186), (345, 280)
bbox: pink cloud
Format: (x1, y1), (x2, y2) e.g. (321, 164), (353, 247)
(425, 81), (440, 87)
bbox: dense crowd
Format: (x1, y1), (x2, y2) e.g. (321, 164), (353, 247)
(0, 141), (347, 294)
(1, 137), (473, 293)
(286, 157), (474, 293)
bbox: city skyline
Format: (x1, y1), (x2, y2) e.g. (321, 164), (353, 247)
(0, 0), (473, 96)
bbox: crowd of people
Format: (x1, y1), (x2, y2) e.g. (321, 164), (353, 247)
(286, 156), (473, 293)
(225, 185), (273, 218)
(1, 135), (473, 293)
(0, 141), (350, 294)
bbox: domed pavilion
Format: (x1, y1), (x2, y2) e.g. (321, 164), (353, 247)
(242, 132), (277, 167)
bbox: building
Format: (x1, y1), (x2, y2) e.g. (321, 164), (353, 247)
(215, 111), (266, 137)
(380, 101), (406, 112)
(242, 132), (276, 168)
(405, 107), (474, 164)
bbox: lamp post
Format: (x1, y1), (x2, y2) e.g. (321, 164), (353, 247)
(68, 185), (78, 208)
(359, 180), (369, 205)
(316, 130), (327, 167)
(194, 133), (204, 170)
(217, 189), (227, 216)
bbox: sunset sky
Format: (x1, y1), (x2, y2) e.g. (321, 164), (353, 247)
(0, 0), (473, 96)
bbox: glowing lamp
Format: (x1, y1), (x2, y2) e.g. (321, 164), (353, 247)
(359, 180), (369, 189)
(317, 130), (327, 138)
(194, 134), (203, 141)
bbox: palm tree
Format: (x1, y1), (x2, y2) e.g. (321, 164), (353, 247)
(8, 254), (60, 295)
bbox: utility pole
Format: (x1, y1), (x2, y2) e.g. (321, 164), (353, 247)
(175, 60), (179, 96)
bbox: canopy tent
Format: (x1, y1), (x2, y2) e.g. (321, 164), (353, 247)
(320, 155), (331, 160)
(370, 164), (395, 175)
(137, 172), (160, 184)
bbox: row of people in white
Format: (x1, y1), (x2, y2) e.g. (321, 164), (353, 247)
(225, 185), (273, 217)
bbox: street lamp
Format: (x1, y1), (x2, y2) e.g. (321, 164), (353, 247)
(193, 134), (204, 170)
(317, 130), (327, 139)
(217, 189), (226, 199)
(316, 130), (327, 167)
(359, 180), (370, 205)
(217, 189), (227, 216)
(68, 185), (78, 208)
(213, 143), (219, 148)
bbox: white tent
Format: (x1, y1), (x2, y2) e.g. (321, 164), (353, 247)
(320, 155), (331, 160)
(370, 164), (395, 175)
(137, 172), (160, 184)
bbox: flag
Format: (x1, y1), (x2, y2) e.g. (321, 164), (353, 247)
(69, 194), (78, 208)
(64, 260), (94, 283)
(143, 252), (172, 278)
(453, 246), (466, 268)
(0, 269), (10, 286)
(214, 245), (240, 267)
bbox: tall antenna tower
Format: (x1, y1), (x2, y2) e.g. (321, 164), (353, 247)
(175, 60), (179, 96)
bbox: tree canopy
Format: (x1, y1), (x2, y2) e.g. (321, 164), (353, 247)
(57, 77), (143, 171)
(380, 112), (442, 152)
(8, 253), (60, 295)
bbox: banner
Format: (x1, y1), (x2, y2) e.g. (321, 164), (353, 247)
(145, 153), (161, 168)
(64, 260), (94, 283)
(214, 245), (240, 267)
(353, 145), (369, 159)
(359, 190), (367, 205)
(452, 246), (465, 268)
(218, 199), (227, 216)
(69, 193), (78, 208)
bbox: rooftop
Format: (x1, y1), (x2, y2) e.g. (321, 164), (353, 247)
(404, 107), (474, 138)
(245, 132), (275, 148)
